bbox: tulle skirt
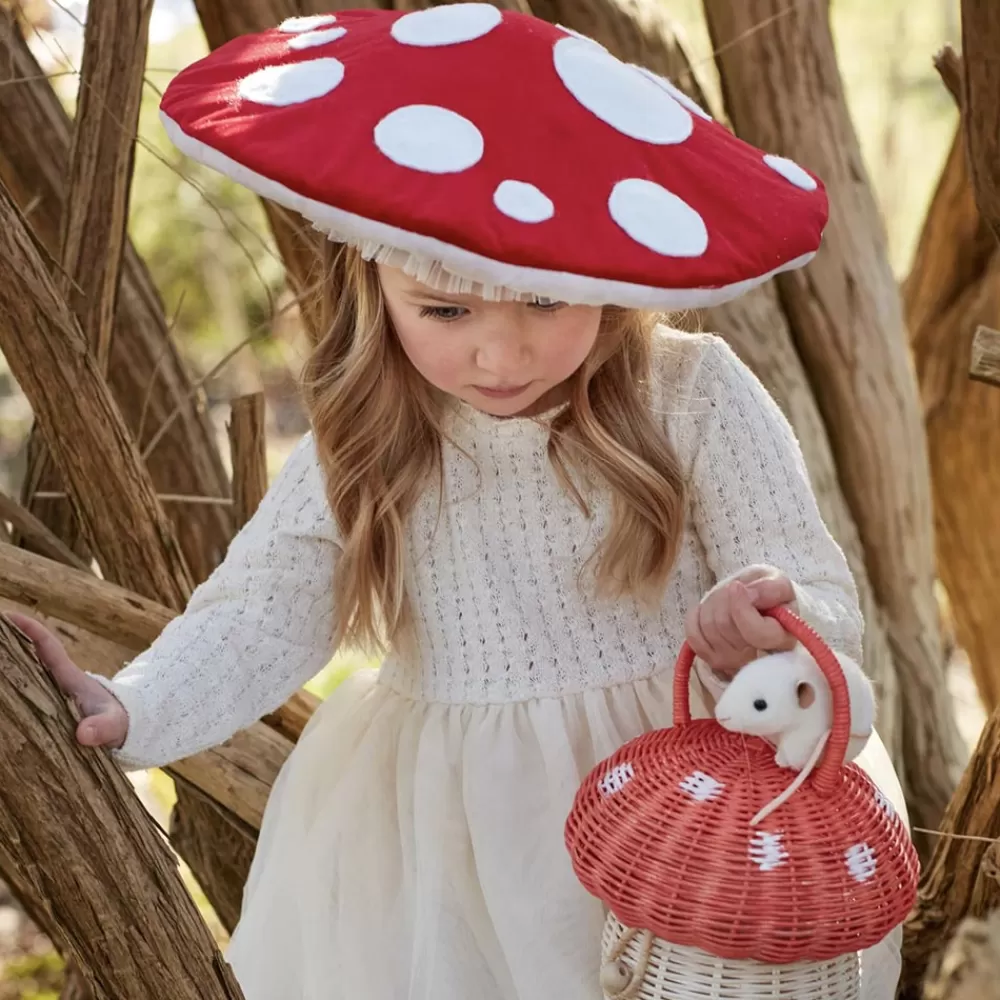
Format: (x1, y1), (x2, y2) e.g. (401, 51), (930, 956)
(223, 668), (905, 1000)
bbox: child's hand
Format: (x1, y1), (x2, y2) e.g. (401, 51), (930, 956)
(685, 566), (798, 678)
(5, 613), (128, 749)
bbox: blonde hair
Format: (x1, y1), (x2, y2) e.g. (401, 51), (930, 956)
(302, 243), (688, 655)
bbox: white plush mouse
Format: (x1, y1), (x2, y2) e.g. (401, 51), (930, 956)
(713, 645), (875, 770)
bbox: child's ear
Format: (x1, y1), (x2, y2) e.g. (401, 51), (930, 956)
(796, 681), (816, 709)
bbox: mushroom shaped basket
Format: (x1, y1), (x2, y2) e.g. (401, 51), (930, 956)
(564, 608), (919, 1000)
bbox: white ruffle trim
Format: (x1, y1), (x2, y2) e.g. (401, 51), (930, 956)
(161, 110), (815, 308)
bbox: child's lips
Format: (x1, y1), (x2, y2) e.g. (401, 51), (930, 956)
(474, 383), (533, 399)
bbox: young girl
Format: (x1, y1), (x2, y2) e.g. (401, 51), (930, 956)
(12, 7), (908, 999)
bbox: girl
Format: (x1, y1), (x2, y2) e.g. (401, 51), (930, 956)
(12, 7), (907, 999)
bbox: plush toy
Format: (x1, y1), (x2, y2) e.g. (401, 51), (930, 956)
(714, 645), (875, 769)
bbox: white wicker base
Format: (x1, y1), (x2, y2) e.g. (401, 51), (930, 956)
(600, 915), (861, 1000)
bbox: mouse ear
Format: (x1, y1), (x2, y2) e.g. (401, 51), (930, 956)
(796, 681), (816, 709)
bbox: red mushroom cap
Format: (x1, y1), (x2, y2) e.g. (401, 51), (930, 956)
(564, 723), (919, 963)
(565, 612), (921, 964)
(159, 5), (828, 308)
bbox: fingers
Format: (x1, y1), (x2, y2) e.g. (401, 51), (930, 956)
(686, 577), (798, 673)
(4, 613), (87, 695)
(76, 703), (127, 749)
(744, 576), (796, 610)
(730, 584), (795, 651)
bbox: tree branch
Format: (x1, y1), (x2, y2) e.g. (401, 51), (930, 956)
(227, 394), (268, 529)
(59, 0), (153, 371)
(0, 490), (90, 571)
(0, 618), (245, 1000)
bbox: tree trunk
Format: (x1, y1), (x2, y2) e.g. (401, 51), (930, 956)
(904, 128), (1000, 710)
(0, 618), (244, 1000)
(700, 0), (965, 845)
(0, 11), (234, 582)
(900, 707), (1000, 994)
(922, 911), (1000, 1000)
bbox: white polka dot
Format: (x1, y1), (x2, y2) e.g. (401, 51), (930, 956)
(391, 4), (502, 47)
(609, 179), (708, 257)
(845, 843), (877, 882)
(278, 15), (337, 33)
(288, 26), (347, 49)
(599, 762), (634, 796)
(375, 105), (484, 174)
(678, 770), (724, 802)
(553, 37), (692, 145)
(633, 65), (712, 121)
(764, 154), (818, 191)
(749, 831), (787, 872)
(494, 180), (554, 223)
(237, 58), (345, 107)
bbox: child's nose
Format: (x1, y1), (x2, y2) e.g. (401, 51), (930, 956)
(476, 332), (531, 375)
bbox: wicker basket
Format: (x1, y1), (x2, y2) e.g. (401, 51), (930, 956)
(565, 607), (919, 1000)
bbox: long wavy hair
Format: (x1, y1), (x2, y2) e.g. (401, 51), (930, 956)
(301, 243), (688, 656)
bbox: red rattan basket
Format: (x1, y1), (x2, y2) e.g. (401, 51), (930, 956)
(565, 607), (919, 964)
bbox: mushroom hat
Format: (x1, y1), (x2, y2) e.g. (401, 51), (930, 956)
(160, 5), (829, 307)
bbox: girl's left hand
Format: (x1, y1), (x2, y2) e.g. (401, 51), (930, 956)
(685, 566), (798, 677)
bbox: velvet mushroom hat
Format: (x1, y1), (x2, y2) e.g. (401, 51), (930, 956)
(159, 5), (829, 307)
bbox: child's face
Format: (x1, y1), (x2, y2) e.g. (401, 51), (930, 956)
(378, 264), (602, 417)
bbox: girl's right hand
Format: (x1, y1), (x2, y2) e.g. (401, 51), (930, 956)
(5, 612), (128, 750)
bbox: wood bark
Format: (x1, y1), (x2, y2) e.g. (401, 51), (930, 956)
(0, 490), (89, 571)
(0, 182), (193, 608)
(971, 326), (1000, 387)
(59, 0), (153, 371)
(0, 618), (244, 1000)
(900, 709), (1000, 995)
(227, 394), (268, 529)
(0, 10), (234, 583)
(904, 129), (1000, 710)
(960, 1), (1000, 246)
(922, 911), (1000, 1000)
(700, 0), (965, 842)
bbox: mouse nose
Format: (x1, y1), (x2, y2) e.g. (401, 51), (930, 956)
(753, 699), (768, 711)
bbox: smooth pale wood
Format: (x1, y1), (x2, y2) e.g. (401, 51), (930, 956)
(701, 0), (965, 844)
(921, 912), (1000, 1000)
(900, 710), (1000, 995)
(700, 285), (903, 768)
(0, 619), (245, 1000)
(227, 394), (268, 529)
(59, 0), (153, 371)
(960, 1), (1000, 247)
(904, 130), (1000, 710)
(0, 10), (234, 583)
(971, 326), (1000, 387)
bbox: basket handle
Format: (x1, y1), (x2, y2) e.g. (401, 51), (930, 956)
(672, 606), (851, 795)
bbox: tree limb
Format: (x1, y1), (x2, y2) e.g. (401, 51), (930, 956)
(227, 394), (268, 529)
(701, 0), (965, 845)
(960, 0), (1000, 246)
(59, 0), (153, 371)
(0, 490), (90, 571)
(0, 617), (245, 1000)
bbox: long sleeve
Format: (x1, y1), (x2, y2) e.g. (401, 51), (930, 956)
(683, 335), (864, 667)
(89, 432), (340, 771)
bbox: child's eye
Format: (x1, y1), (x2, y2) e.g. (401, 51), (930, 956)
(419, 305), (469, 322)
(529, 297), (567, 312)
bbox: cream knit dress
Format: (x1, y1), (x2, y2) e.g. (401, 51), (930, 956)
(93, 329), (906, 1000)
